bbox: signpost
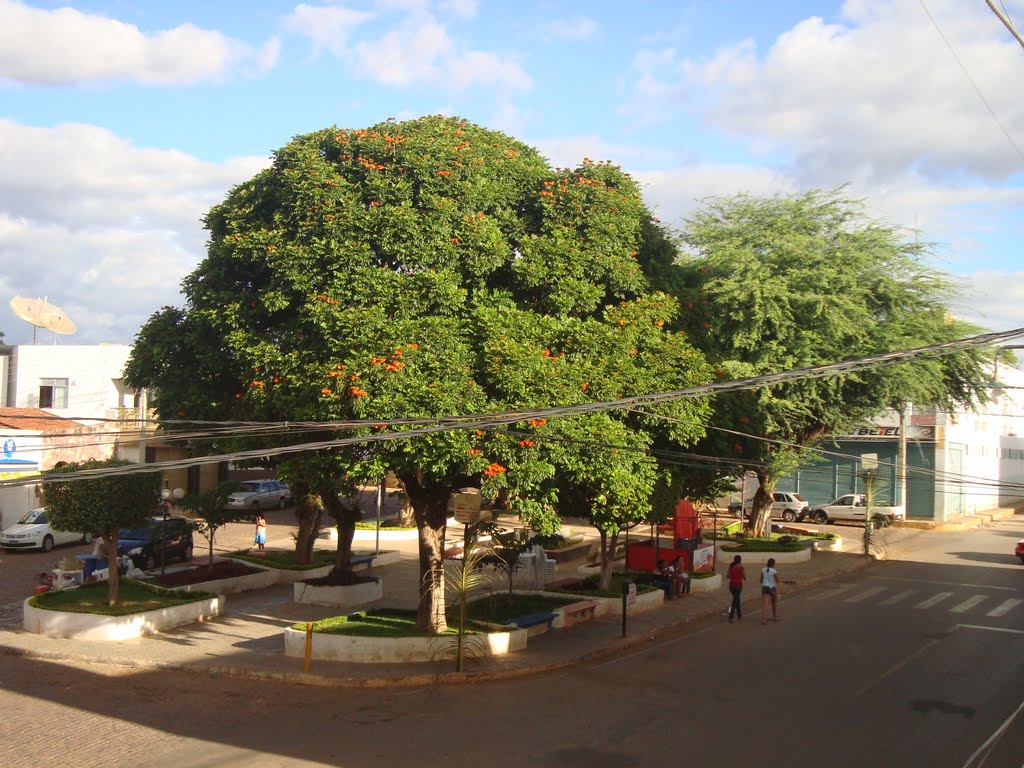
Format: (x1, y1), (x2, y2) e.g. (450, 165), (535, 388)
(621, 580), (636, 637)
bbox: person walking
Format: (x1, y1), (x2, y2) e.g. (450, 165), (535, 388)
(761, 557), (781, 624)
(727, 554), (745, 622)
(254, 515), (267, 551)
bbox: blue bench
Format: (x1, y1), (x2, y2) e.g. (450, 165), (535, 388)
(511, 611), (557, 636)
(351, 554), (376, 570)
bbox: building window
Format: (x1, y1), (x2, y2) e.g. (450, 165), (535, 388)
(38, 378), (69, 409)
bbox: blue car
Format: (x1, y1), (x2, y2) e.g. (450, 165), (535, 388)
(118, 516), (194, 571)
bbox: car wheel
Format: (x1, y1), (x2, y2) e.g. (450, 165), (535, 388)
(782, 510), (796, 522)
(183, 544), (193, 563)
(41, 534), (54, 553)
(1019, 556), (1024, 565)
(252, 500), (261, 512)
(813, 511), (829, 524)
(872, 515), (888, 529)
(81, 532), (93, 545)
(278, 496), (287, 509)
(145, 554), (159, 572)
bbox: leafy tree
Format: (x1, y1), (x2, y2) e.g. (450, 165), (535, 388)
(125, 116), (711, 632)
(177, 481), (240, 566)
(666, 187), (990, 536)
(42, 459), (163, 605)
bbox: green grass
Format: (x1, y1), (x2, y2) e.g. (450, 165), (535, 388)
(547, 571), (659, 598)
(718, 537), (806, 552)
(296, 609), (491, 637)
(227, 549), (336, 570)
(354, 520), (415, 530)
(460, 593), (577, 623)
(29, 579), (215, 616)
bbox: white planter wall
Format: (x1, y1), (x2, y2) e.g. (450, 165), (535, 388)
(284, 625), (527, 663)
(293, 578), (384, 607)
(23, 595), (225, 641)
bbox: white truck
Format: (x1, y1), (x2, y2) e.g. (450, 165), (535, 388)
(804, 494), (904, 527)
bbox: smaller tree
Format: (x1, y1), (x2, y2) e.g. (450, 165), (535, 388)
(477, 521), (562, 596)
(178, 481), (241, 567)
(43, 458), (163, 606)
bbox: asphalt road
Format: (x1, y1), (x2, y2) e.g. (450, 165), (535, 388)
(2, 517), (1022, 768)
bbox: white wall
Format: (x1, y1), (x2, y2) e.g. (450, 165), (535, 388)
(5, 344), (134, 421)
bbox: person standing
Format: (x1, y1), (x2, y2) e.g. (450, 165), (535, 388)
(254, 515), (267, 550)
(761, 557), (781, 624)
(727, 554), (745, 622)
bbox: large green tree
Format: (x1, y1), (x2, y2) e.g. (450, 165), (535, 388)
(667, 187), (990, 536)
(42, 459), (163, 605)
(126, 116), (711, 631)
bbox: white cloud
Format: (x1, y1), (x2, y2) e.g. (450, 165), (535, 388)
(0, 120), (268, 345)
(545, 17), (598, 41)
(0, 0), (279, 85)
(954, 271), (1024, 333)
(282, 4), (373, 57)
(438, 0), (479, 19)
(670, 0), (1024, 183)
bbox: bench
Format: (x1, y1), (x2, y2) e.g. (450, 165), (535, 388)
(351, 554), (375, 570)
(511, 611), (558, 636)
(559, 600), (599, 627)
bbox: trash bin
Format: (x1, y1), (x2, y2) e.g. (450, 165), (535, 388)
(74, 555), (104, 580)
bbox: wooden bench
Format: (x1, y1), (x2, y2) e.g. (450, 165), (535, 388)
(511, 611), (557, 636)
(559, 600), (599, 627)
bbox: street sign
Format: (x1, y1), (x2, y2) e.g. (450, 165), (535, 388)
(627, 582), (637, 605)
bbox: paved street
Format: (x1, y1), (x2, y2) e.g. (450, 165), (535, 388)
(1, 515), (1022, 767)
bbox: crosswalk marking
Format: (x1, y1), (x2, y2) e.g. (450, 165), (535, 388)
(879, 589), (917, 606)
(949, 595), (987, 614)
(845, 586), (889, 603)
(987, 598), (1023, 617)
(915, 591), (953, 610)
(808, 584), (858, 601)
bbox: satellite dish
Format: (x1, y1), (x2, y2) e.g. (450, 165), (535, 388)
(9, 296), (77, 343)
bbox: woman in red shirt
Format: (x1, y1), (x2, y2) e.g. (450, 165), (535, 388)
(727, 555), (745, 622)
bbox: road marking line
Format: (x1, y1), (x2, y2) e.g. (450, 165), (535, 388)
(960, 693), (1024, 768)
(915, 591), (953, 610)
(956, 624), (1024, 635)
(845, 586), (888, 603)
(879, 589), (917, 606)
(949, 595), (987, 614)
(852, 638), (941, 698)
(986, 598), (1023, 618)
(808, 584), (858, 601)
(871, 576), (1017, 592)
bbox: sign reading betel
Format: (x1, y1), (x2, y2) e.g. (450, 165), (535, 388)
(449, 491), (481, 525)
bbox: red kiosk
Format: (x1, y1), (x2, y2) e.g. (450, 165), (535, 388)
(624, 499), (716, 573)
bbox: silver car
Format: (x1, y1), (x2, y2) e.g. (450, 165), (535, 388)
(225, 480), (292, 511)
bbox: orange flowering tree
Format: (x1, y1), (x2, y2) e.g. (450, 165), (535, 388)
(126, 116), (712, 629)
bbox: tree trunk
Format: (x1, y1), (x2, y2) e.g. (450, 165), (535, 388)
(208, 532), (215, 568)
(324, 491), (359, 578)
(744, 470), (775, 538)
(395, 478), (416, 527)
(294, 495), (323, 565)
(598, 529), (619, 592)
(106, 531), (119, 606)
(398, 470), (451, 634)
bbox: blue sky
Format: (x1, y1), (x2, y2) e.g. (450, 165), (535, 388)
(0, 0), (1022, 346)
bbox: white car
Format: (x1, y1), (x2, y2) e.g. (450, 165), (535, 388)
(225, 479), (292, 511)
(0, 508), (93, 552)
(728, 491), (810, 522)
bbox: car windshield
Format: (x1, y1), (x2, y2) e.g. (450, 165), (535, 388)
(794, 494), (807, 502)
(120, 525), (156, 539)
(237, 482), (261, 493)
(17, 509), (46, 525)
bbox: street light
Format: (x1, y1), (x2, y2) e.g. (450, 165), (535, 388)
(159, 482), (185, 576)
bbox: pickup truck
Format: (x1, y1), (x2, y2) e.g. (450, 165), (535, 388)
(805, 494), (904, 527)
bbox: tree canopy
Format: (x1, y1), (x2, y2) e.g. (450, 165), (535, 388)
(666, 187), (990, 535)
(125, 116), (712, 630)
(42, 458), (162, 605)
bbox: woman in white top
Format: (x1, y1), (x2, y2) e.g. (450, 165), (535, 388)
(761, 557), (781, 624)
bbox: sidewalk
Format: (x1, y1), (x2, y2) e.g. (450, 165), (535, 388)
(0, 525), (888, 687)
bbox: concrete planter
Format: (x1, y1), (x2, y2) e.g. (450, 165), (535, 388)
(283, 625), (527, 663)
(177, 563), (279, 595)
(813, 537), (843, 552)
(351, 528), (418, 541)
(293, 578), (384, 607)
(23, 595), (225, 641)
(538, 587), (663, 617)
(688, 573), (722, 592)
(714, 545), (812, 565)
(544, 541), (593, 564)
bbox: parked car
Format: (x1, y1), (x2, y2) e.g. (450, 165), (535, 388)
(225, 480), (292, 511)
(805, 494), (904, 527)
(1016, 539), (1024, 564)
(117, 516), (194, 571)
(0, 508), (93, 552)
(728, 491), (810, 522)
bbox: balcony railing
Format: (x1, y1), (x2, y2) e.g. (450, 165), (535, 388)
(107, 407), (158, 432)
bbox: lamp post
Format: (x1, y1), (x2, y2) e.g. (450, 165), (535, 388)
(159, 483), (185, 576)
